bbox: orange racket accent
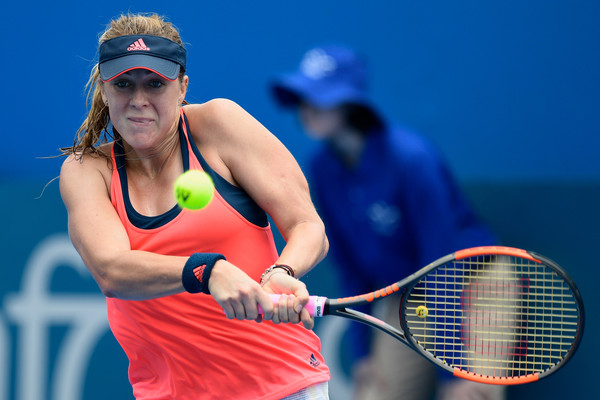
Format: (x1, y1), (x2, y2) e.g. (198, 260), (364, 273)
(336, 282), (401, 304)
(455, 246), (540, 263)
(453, 368), (539, 385)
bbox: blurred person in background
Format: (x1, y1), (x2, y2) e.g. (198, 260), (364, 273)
(270, 44), (504, 400)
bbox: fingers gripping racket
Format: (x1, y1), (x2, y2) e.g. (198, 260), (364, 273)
(263, 246), (585, 385)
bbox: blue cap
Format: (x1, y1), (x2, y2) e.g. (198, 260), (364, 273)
(271, 44), (373, 110)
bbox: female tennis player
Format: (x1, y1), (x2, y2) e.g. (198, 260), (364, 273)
(59, 13), (330, 400)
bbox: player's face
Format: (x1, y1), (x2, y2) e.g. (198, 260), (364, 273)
(298, 103), (346, 140)
(102, 69), (187, 152)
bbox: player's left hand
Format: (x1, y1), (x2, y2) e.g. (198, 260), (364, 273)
(260, 272), (314, 329)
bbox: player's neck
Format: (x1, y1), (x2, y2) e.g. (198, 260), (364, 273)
(123, 132), (181, 180)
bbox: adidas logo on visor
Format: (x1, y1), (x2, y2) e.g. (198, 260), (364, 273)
(127, 38), (150, 51)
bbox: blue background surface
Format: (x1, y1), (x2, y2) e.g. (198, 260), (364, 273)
(1, 1), (598, 399)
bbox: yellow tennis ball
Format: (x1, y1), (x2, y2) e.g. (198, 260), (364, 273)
(416, 305), (428, 318)
(174, 170), (214, 210)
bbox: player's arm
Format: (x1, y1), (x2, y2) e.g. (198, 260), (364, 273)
(186, 100), (328, 326)
(60, 151), (276, 321)
(59, 153), (189, 300)
(188, 100), (328, 275)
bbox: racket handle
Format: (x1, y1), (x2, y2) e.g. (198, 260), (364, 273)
(258, 294), (327, 317)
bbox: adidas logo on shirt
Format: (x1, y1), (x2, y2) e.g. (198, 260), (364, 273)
(309, 353), (321, 368)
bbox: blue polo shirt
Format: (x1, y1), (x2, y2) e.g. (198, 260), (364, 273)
(309, 122), (496, 301)
(309, 122), (495, 362)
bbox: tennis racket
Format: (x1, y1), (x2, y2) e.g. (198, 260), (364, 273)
(262, 246), (585, 385)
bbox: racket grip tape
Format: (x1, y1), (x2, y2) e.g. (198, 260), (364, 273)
(258, 294), (327, 317)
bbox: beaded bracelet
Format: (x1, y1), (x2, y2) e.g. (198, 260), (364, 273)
(260, 264), (295, 285)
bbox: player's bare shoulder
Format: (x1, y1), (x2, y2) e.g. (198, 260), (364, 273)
(182, 99), (246, 139)
(59, 143), (114, 198)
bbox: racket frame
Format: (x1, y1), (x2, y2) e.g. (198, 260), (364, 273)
(321, 246), (585, 385)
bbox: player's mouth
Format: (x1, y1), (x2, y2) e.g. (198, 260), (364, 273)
(128, 117), (154, 126)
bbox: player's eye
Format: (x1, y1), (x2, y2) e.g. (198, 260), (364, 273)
(148, 80), (165, 89)
(113, 79), (131, 89)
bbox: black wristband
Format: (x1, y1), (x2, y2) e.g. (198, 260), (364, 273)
(182, 253), (226, 294)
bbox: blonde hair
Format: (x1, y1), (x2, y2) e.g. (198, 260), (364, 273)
(61, 13), (186, 159)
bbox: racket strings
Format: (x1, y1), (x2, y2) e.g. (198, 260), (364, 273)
(403, 255), (581, 379)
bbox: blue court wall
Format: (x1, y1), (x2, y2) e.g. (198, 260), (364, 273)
(0, 1), (598, 399)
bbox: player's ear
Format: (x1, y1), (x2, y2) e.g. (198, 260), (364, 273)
(179, 75), (189, 104)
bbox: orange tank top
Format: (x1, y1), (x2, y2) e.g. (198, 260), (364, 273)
(107, 108), (329, 400)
